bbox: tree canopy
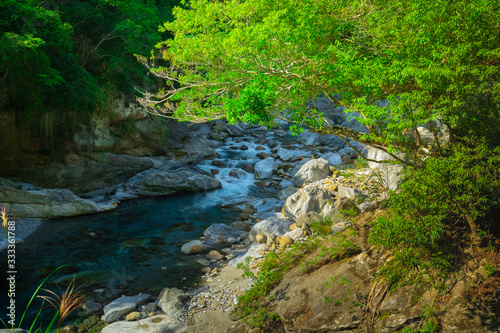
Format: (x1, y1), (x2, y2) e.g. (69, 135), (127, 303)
(0, 0), (180, 130)
(143, 0), (500, 285)
(142, 0), (500, 157)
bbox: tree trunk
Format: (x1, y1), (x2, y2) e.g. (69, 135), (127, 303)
(465, 213), (483, 247)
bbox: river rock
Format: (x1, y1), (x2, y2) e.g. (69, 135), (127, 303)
(101, 293), (151, 323)
(180, 240), (206, 254)
(0, 181), (100, 218)
(299, 132), (320, 146)
(256, 233), (267, 244)
(276, 187), (298, 200)
(338, 186), (366, 202)
(211, 160), (225, 167)
(312, 97), (347, 124)
(229, 169), (246, 179)
(254, 157), (276, 179)
(277, 148), (297, 161)
(292, 158), (330, 187)
(101, 314), (187, 333)
(283, 187), (336, 221)
(228, 243), (267, 266)
(231, 220), (251, 232)
(321, 152), (343, 166)
(248, 215), (293, 242)
(125, 311), (141, 321)
(203, 223), (243, 247)
(82, 300), (103, 315)
(206, 250), (224, 261)
(278, 235), (293, 248)
(242, 164), (254, 173)
(157, 288), (187, 318)
(122, 161), (221, 197)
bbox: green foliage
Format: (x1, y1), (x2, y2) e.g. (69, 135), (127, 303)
(301, 230), (360, 273)
(371, 142), (500, 289)
(484, 263), (498, 278)
(309, 215), (333, 236)
(149, 0), (499, 158)
(0, 0), (181, 133)
(236, 238), (319, 327)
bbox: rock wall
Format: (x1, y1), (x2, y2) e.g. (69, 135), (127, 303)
(0, 96), (216, 194)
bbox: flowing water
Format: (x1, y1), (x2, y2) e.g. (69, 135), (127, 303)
(0, 129), (290, 329)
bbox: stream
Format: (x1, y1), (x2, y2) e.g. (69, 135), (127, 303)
(0, 127), (297, 329)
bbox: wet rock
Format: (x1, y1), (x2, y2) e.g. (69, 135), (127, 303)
(210, 169), (219, 176)
(203, 223), (244, 247)
(101, 314), (187, 333)
(280, 179), (294, 188)
(197, 258), (210, 266)
(123, 161), (221, 197)
(342, 154), (354, 165)
(211, 160), (225, 167)
(229, 169), (246, 179)
(239, 212), (250, 220)
(0, 184), (100, 218)
(101, 293), (151, 323)
(255, 146), (266, 151)
(240, 145), (249, 150)
(292, 158), (330, 187)
(266, 139), (278, 148)
(158, 288), (187, 318)
(274, 130), (288, 136)
(201, 267), (211, 274)
(256, 180), (271, 188)
(312, 97), (347, 124)
(82, 300), (103, 315)
(257, 152), (270, 159)
(254, 157), (276, 179)
(180, 240), (206, 255)
(242, 164), (254, 173)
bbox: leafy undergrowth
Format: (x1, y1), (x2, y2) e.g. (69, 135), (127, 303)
(235, 227), (361, 330)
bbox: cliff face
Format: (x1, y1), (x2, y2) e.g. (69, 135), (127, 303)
(0, 96), (214, 195)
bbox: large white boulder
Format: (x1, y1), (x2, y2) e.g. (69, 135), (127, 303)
(292, 158), (330, 187)
(283, 187), (336, 221)
(0, 182), (100, 218)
